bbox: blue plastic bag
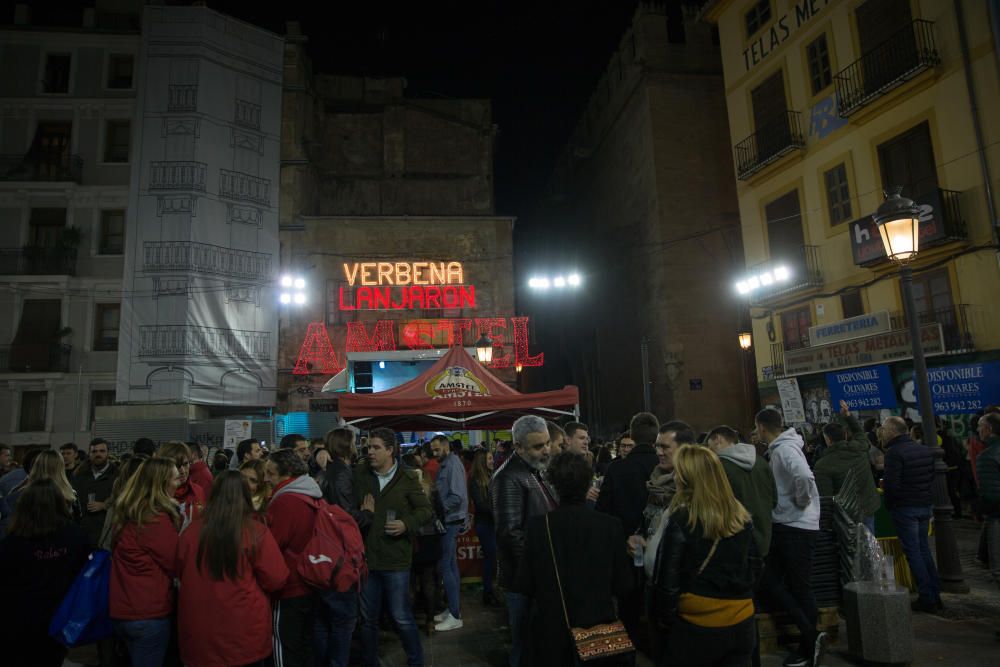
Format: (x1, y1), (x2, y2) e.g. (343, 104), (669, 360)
(49, 549), (113, 647)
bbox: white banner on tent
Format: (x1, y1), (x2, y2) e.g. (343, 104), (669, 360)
(115, 6), (283, 406)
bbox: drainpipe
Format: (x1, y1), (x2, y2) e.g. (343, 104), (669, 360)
(990, 0), (1000, 73)
(955, 0), (1000, 258)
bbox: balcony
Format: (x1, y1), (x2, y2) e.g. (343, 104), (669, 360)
(0, 247), (77, 276)
(149, 161), (207, 191)
(143, 241), (271, 282)
(835, 20), (940, 118)
(168, 84), (198, 112)
(851, 188), (966, 266)
(748, 245), (823, 305)
(219, 169), (270, 206)
(890, 304), (974, 353)
(0, 153), (82, 183)
(234, 99), (261, 130)
(138, 325), (270, 361)
(734, 111), (806, 180)
(0, 343), (72, 373)
(768, 342), (785, 379)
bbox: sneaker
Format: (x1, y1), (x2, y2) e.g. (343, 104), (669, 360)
(782, 653), (810, 667)
(433, 610), (450, 623)
(434, 612), (464, 632)
(813, 631), (828, 667)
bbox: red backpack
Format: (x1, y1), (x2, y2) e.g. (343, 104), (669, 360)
(297, 498), (368, 592)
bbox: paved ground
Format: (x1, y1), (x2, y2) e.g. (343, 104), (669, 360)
(65, 519), (1000, 666)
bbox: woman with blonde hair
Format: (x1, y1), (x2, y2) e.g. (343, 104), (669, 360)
(157, 441), (206, 527)
(108, 458), (182, 666)
(10, 450), (81, 521)
(239, 458), (271, 511)
(651, 444), (755, 667)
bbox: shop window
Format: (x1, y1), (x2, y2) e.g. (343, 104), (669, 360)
(806, 33), (832, 94)
(20, 391), (47, 432)
(824, 163), (852, 225)
(745, 0), (771, 38)
(93, 303), (121, 351)
(841, 290), (864, 319)
(781, 306), (812, 351)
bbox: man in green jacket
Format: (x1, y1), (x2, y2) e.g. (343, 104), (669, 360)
(815, 400), (882, 533)
(353, 428), (432, 666)
(706, 425), (777, 559)
(975, 412), (1000, 596)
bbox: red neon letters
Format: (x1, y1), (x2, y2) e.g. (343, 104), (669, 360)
(338, 285), (476, 310)
(293, 323), (343, 375)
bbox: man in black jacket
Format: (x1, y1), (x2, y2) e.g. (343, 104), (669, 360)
(70, 438), (118, 547)
(491, 415), (556, 667)
(882, 416), (941, 612)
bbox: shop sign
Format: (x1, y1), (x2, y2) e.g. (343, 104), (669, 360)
(776, 378), (807, 423)
(919, 361), (1000, 415)
(338, 261), (475, 310)
(808, 311), (890, 347)
(849, 189), (959, 266)
(826, 364), (897, 410)
(741, 0), (832, 72)
(783, 324), (944, 376)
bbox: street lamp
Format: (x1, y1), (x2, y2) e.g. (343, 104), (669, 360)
(475, 332), (494, 365)
(738, 331), (752, 351)
(280, 275), (307, 305)
(873, 190), (967, 592)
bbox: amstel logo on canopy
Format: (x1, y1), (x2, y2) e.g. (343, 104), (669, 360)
(425, 367), (489, 399)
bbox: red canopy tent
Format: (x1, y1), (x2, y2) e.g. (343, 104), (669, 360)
(337, 346), (579, 430)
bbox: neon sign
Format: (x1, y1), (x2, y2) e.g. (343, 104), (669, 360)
(338, 285), (476, 310)
(343, 261), (464, 286)
(292, 316), (543, 375)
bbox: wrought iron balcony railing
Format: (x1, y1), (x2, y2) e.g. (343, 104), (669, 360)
(143, 241), (271, 282)
(852, 188), (966, 266)
(769, 342), (785, 380)
(749, 245), (823, 305)
(0, 153), (83, 182)
(168, 84), (198, 112)
(0, 343), (72, 373)
(149, 161), (207, 191)
(0, 247), (77, 276)
(234, 99), (261, 130)
(835, 19), (940, 117)
(138, 325), (271, 361)
(219, 169), (270, 206)
(890, 304), (974, 353)
(735, 111), (806, 180)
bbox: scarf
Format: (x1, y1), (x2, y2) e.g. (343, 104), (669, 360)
(645, 466), (676, 507)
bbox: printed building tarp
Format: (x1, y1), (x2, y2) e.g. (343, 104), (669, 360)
(339, 346), (579, 430)
(116, 6), (283, 406)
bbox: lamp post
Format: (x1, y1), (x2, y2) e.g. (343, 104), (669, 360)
(475, 332), (494, 365)
(873, 191), (967, 593)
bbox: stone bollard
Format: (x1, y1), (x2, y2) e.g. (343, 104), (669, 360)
(842, 581), (913, 664)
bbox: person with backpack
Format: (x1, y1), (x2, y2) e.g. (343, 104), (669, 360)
(352, 428), (433, 667)
(265, 448), (325, 667)
(176, 471), (288, 667)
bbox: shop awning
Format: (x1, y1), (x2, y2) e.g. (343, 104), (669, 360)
(337, 346), (579, 430)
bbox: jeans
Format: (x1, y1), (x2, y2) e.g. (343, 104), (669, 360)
(987, 517), (1000, 588)
(440, 522), (462, 618)
(506, 591), (530, 667)
(891, 506), (940, 603)
(314, 590), (357, 667)
(760, 524), (819, 656)
(114, 617), (171, 667)
(476, 520), (497, 595)
(360, 570), (423, 667)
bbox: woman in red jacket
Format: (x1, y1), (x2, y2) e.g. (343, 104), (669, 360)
(158, 441), (206, 528)
(108, 457), (182, 667)
(176, 470), (289, 667)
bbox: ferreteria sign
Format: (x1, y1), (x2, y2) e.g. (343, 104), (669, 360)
(808, 310), (890, 348)
(338, 261), (475, 310)
(743, 0), (832, 72)
(783, 324), (945, 376)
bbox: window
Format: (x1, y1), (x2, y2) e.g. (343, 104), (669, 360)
(764, 189), (805, 265)
(806, 34), (832, 94)
(781, 307), (812, 351)
(104, 120), (130, 163)
(841, 291), (864, 319)
(19, 391), (47, 432)
(824, 163), (853, 225)
(10, 300), (62, 372)
(99, 210), (125, 255)
(29, 208), (66, 246)
(878, 122), (937, 200)
(745, 0), (772, 38)
(94, 303), (120, 351)
(107, 54), (134, 89)
(90, 390), (117, 426)
(750, 70), (791, 162)
(43, 53), (71, 93)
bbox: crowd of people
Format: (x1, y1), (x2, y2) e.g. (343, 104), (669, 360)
(0, 400), (998, 667)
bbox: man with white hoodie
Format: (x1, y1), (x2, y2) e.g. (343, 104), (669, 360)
(755, 409), (824, 667)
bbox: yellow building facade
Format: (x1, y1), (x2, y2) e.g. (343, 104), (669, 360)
(703, 0), (1000, 428)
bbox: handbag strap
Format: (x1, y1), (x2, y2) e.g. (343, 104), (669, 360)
(544, 513), (574, 631)
(696, 538), (720, 577)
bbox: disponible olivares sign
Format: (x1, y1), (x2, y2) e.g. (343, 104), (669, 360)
(294, 260), (543, 375)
